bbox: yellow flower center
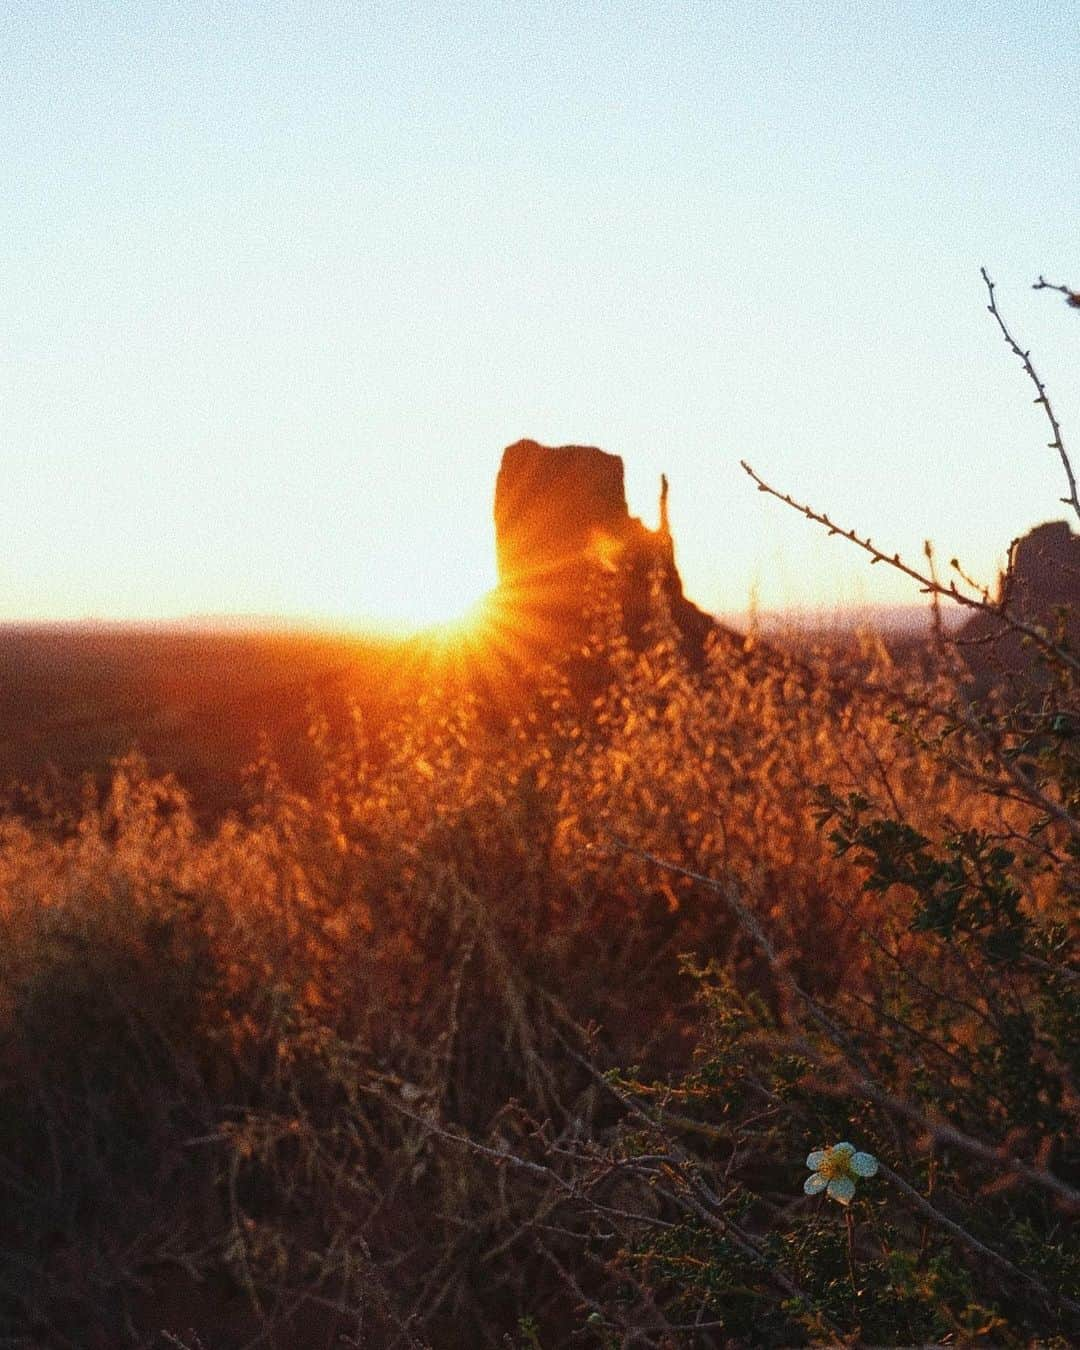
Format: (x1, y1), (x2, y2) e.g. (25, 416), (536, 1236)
(818, 1148), (853, 1181)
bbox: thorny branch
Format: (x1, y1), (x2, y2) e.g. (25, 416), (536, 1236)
(982, 267), (1080, 523)
(739, 459), (1080, 675)
(743, 268), (1080, 668)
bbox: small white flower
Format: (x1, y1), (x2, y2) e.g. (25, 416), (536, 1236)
(804, 1141), (879, 1205)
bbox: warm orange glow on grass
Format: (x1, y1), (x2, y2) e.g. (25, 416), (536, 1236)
(398, 580), (579, 707)
(416, 586), (538, 672)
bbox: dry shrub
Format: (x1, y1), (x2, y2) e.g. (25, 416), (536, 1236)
(0, 591), (1072, 1345)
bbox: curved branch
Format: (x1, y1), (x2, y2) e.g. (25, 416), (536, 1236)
(739, 459), (1080, 675)
(982, 268), (1080, 523)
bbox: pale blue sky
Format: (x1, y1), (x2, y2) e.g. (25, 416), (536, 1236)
(3, 1), (1079, 628)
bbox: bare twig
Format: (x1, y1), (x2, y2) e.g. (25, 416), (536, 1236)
(983, 267), (1080, 523)
(740, 459), (1080, 675)
(805, 1052), (1080, 1210)
(879, 1162), (1080, 1319)
(1034, 275), (1080, 308)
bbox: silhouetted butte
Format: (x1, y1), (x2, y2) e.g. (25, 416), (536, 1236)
(491, 439), (718, 664)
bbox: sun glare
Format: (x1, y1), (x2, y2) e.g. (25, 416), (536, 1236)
(353, 551), (499, 637)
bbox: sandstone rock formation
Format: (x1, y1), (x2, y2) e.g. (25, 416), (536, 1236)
(491, 439), (716, 663)
(960, 518), (1080, 689)
(1003, 520), (1080, 612)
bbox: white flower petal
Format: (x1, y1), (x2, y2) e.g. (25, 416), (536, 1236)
(850, 1151), (879, 1177)
(806, 1150), (827, 1170)
(804, 1173), (828, 1195)
(827, 1176), (856, 1204)
(832, 1141), (855, 1158)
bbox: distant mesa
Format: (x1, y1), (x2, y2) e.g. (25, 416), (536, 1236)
(1002, 519), (1080, 612)
(491, 439), (718, 662)
(960, 518), (1080, 685)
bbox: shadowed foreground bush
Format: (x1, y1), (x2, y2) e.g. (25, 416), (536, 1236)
(0, 601), (1074, 1347)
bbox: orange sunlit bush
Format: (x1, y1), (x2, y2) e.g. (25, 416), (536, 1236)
(0, 608), (1073, 1346)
